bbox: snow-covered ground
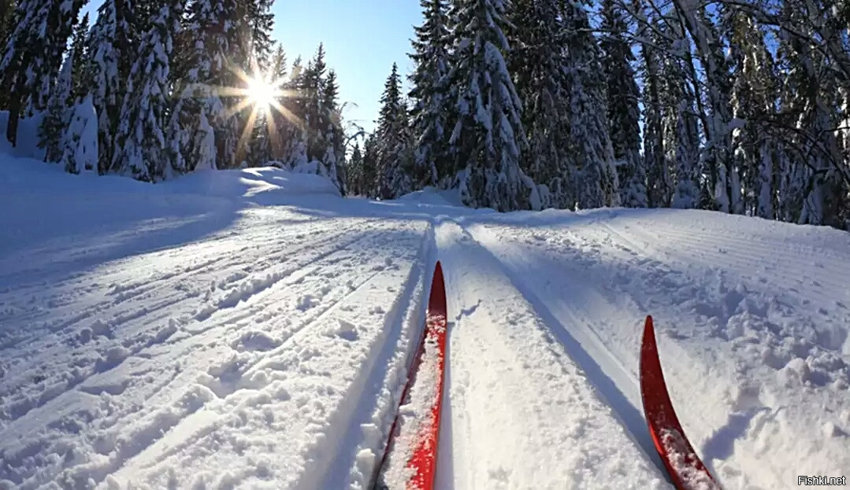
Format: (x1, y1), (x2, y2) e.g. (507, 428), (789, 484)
(1, 157), (848, 489)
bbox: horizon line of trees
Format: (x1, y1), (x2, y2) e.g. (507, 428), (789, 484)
(348, 0), (849, 230)
(0, 0), (848, 230)
(0, 0), (347, 191)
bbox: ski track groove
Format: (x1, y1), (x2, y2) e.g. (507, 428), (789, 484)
(0, 218), (366, 351)
(0, 219), (378, 425)
(1, 218), (429, 487)
(453, 220), (669, 477)
(106, 267), (389, 483)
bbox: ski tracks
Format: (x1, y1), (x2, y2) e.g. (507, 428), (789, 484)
(434, 220), (665, 490)
(0, 212), (434, 489)
(460, 210), (850, 489)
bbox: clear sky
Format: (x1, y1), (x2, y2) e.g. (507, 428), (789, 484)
(82, 1), (424, 134)
(274, 1), (422, 133)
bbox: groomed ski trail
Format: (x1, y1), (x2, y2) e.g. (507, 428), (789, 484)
(459, 210), (850, 489)
(433, 219), (666, 490)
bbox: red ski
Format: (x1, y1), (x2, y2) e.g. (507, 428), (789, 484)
(374, 261), (448, 490)
(640, 315), (720, 490)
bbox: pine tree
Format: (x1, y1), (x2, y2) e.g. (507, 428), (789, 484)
(562, 0), (620, 209)
(0, 0), (85, 146)
(267, 44), (289, 160)
(727, 8), (779, 219)
(62, 95), (99, 174)
(445, 0), (533, 211)
(69, 13), (92, 101)
(509, 0), (572, 210)
(375, 63), (413, 199)
(88, 0), (137, 174)
(347, 142), (364, 195)
(636, 5), (669, 208)
(113, 0), (185, 181)
(672, 0), (736, 212)
(409, 0), (451, 188)
(39, 55), (73, 164)
(173, 0), (244, 172)
(248, 0), (275, 68)
(361, 133), (379, 197)
(321, 69), (346, 192)
(600, 0), (646, 207)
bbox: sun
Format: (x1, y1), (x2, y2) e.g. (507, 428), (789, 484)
(221, 65), (304, 160)
(247, 75), (277, 109)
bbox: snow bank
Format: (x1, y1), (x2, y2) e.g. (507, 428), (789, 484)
(397, 186), (463, 207)
(0, 111), (46, 160)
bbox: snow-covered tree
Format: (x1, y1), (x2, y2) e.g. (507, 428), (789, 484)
(361, 133), (379, 198)
(409, 0), (451, 188)
(445, 0), (534, 211)
(600, 0), (646, 207)
(112, 0), (185, 181)
(346, 142), (364, 196)
(62, 95), (99, 174)
(0, 0), (85, 146)
(562, 0), (620, 209)
(375, 63), (414, 199)
(69, 13), (93, 102)
(39, 55), (74, 164)
(726, 9), (779, 219)
(508, 0), (573, 209)
(172, 0), (244, 172)
(277, 44), (345, 191)
(672, 0), (736, 212)
(88, 0), (136, 174)
(635, 5), (669, 209)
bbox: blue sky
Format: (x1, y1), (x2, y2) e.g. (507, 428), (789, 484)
(82, 1), (424, 133)
(274, 1), (422, 133)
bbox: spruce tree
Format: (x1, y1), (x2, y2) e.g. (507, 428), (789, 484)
(361, 133), (379, 197)
(658, 15), (700, 209)
(62, 95), (99, 174)
(39, 55), (73, 164)
(445, 0), (533, 211)
(346, 143), (364, 196)
(173, 0), (244, 172)
(600, 0), (646, 208)
(267, 44), (289, 160)
(0, 0), (85, 146)
(375, 63), (413, 199)
(409, 0), (451, 188)
(562, 0), (620, 209)
(509, 0), (572, 210)
(113, 0), (185, 181)
(727, 9), (779, 219)
(89, 0), (137, 174)
(637, 6), (669, 208)
(70, 13), (92, 101)
(321, 69), (346, 192)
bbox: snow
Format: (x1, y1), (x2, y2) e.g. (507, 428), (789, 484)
(1, 154), (849, 489)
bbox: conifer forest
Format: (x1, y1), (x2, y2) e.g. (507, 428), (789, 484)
(1, 0), (848, 229)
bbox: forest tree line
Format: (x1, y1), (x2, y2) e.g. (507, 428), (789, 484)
(351, 0), (850, 229)
(0, 0), (346, 190)
(0, 0), (848, 229)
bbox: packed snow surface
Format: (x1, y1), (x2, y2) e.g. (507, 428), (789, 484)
(1, 157), (849, 489)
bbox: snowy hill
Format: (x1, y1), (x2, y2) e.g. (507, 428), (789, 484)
(1, 157), (848, 489)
